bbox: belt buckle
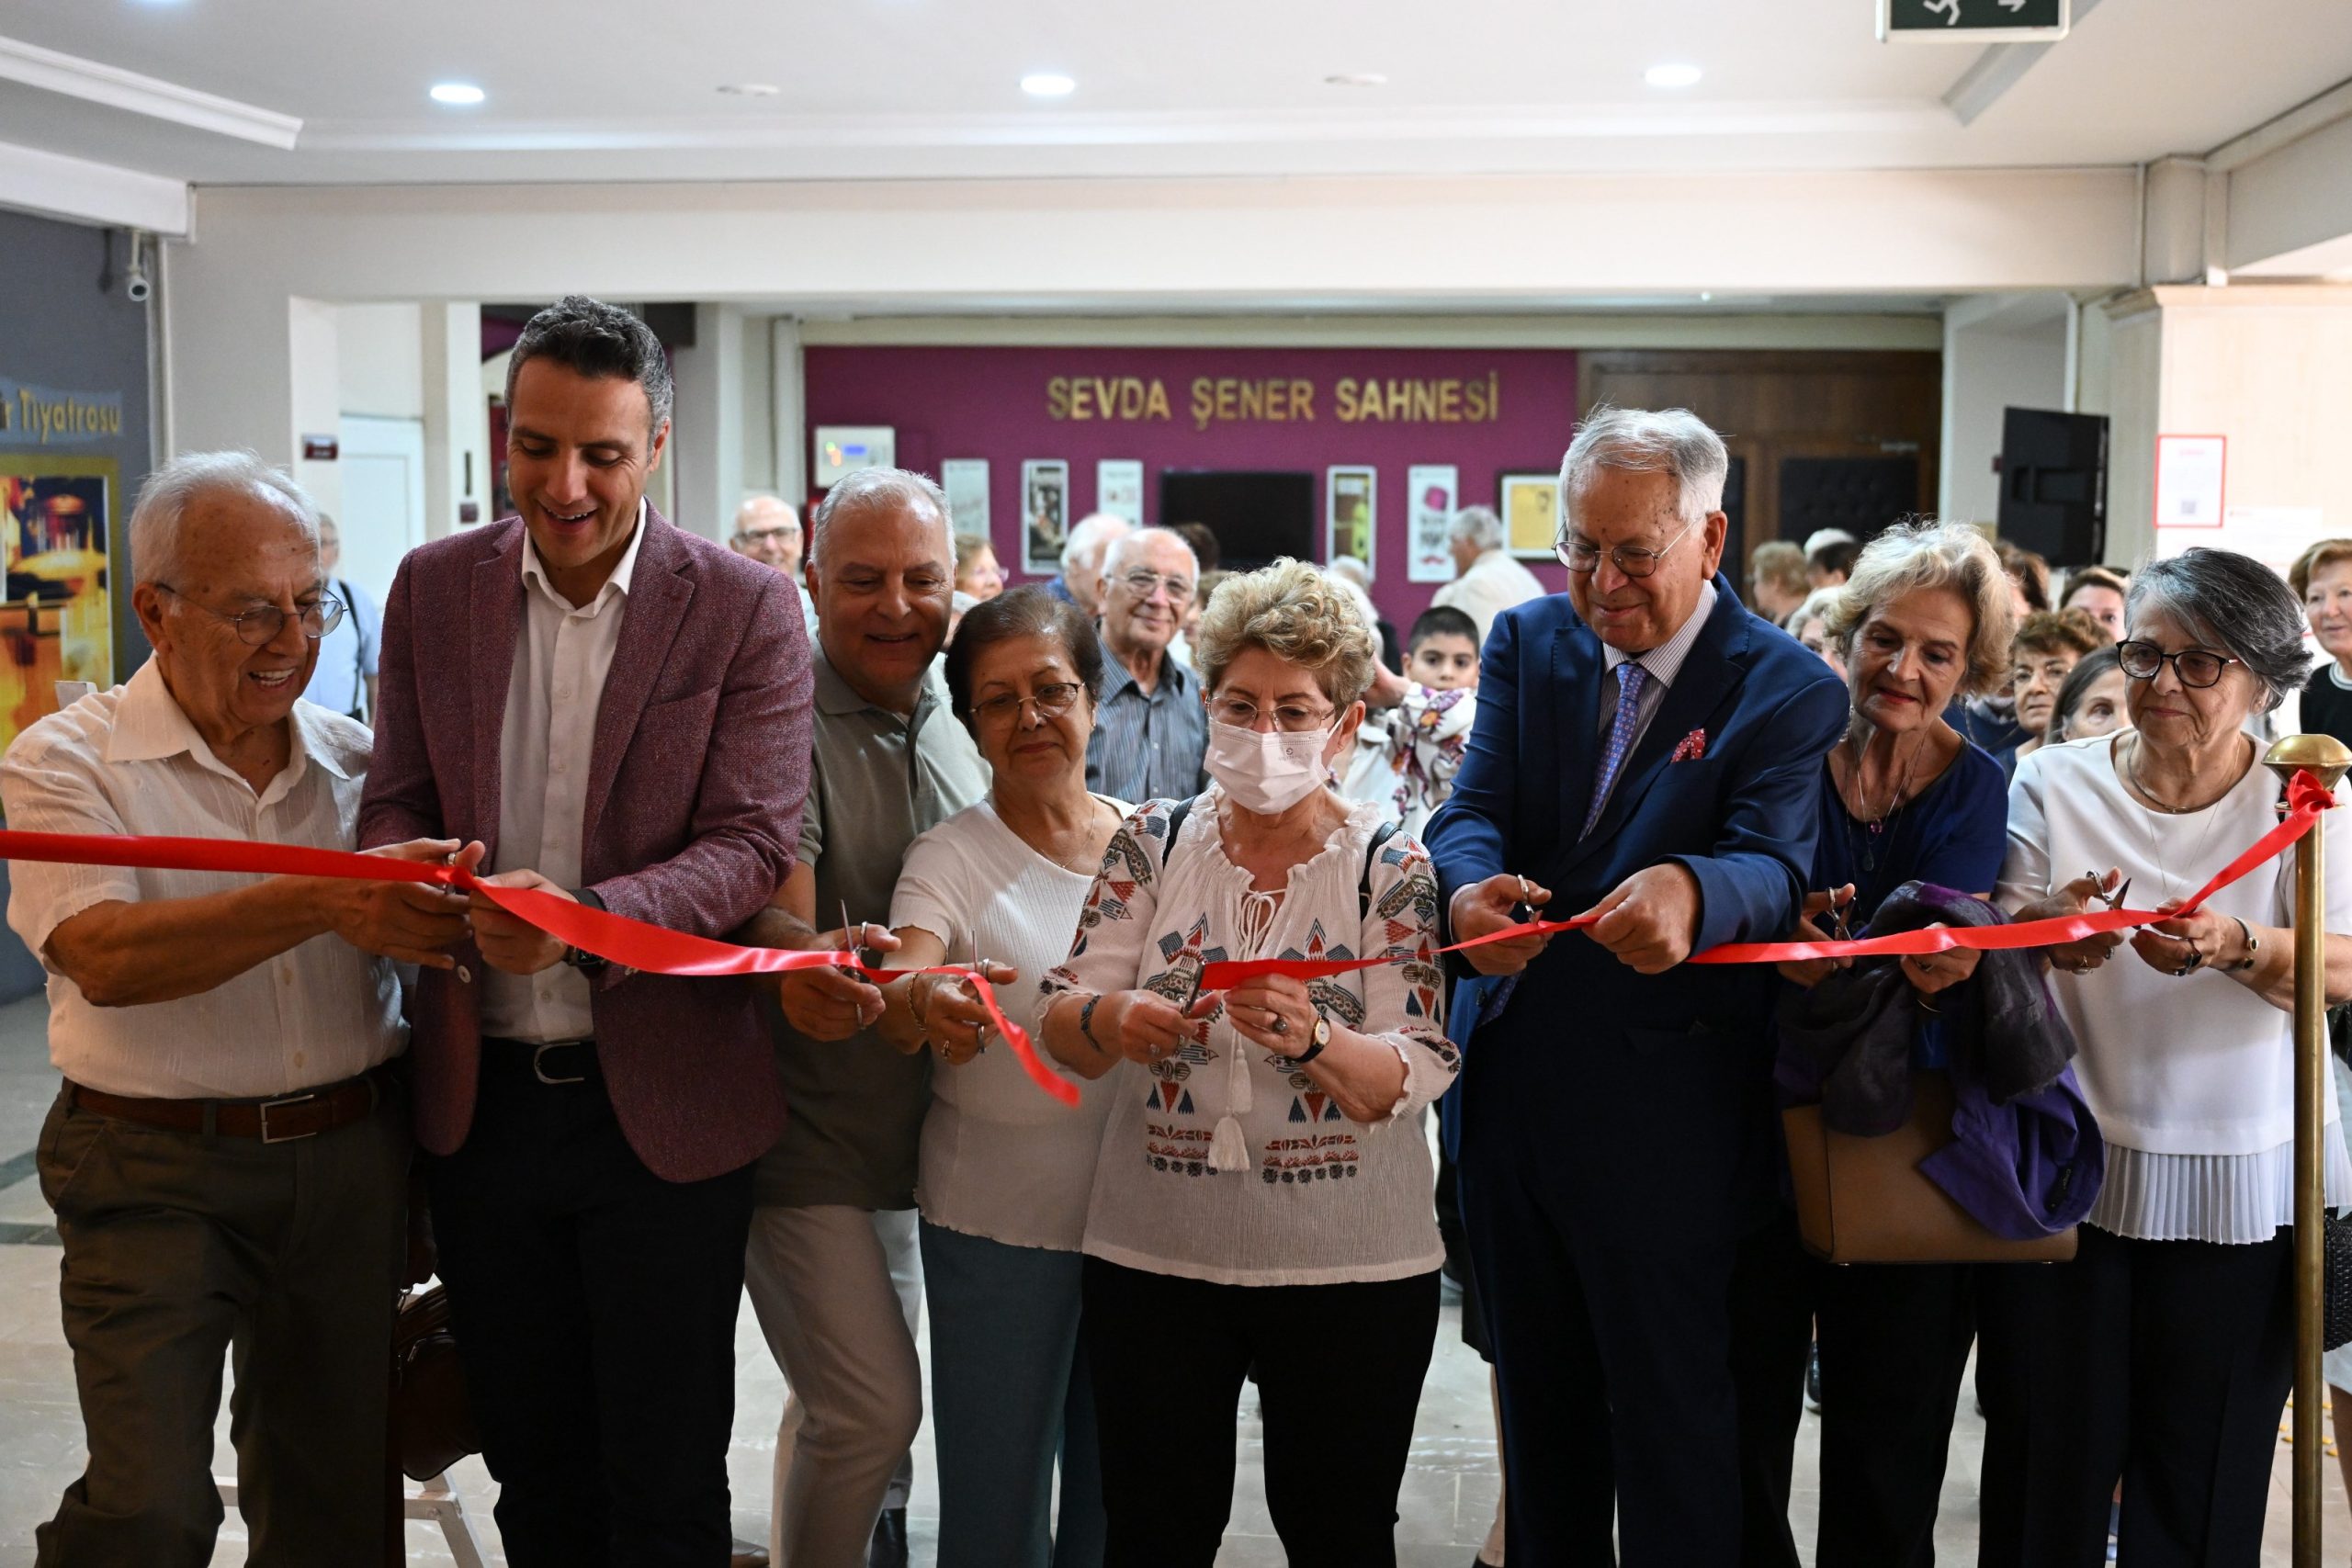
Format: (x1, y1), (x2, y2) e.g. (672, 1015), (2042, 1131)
(533, 1041), (588, 1086)
(257, 1092), (320, 1144)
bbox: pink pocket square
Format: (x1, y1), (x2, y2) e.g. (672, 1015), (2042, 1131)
(1669, 728), (1708, 762)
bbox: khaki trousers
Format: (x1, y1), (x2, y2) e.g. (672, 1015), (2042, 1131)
(32, 1081), (407, 1568)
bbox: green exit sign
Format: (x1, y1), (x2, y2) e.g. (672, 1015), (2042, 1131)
(1878, 0), (2069, 39)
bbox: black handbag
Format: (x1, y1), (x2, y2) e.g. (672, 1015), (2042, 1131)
(2327, 1213), (2352, 1352)
(390, 1285), (479, 1482)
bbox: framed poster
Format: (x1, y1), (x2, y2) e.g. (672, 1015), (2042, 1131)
(1326, 466), (1376, 570)
(1021, 459), (1069, 575)
(0, 455), (116, 757)
(2153, 434), (2226, 530)
(1095, 459), (1145, 525)
(941, 458), (989, 536)
(1407, 465), (1459, 584)
(1498, 471), (1560, 558)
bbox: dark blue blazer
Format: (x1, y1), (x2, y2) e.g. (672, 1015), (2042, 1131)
(1426, 573), (1849, 1242)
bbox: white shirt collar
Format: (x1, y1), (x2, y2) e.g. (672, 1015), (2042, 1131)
(1602, 580), (1719, 687)
(105, 656), (348, 797)
(519, 498), (647, 615)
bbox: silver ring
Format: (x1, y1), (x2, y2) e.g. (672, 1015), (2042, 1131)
(1147, 1043), (1164, 1060)
(1271, 1012), (1290, 1036)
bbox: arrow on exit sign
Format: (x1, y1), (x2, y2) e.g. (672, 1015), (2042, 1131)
(1878, 0), (2069, 40)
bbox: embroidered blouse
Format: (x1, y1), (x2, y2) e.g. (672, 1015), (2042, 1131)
(1042, 787), (1458, 1286)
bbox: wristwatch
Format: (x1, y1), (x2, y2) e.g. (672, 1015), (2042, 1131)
(561, 887), (609, 973)
(1288, 1013), (1332, 1066)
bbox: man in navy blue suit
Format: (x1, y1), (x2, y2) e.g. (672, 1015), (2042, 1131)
(1425, 407), (1848, 1565)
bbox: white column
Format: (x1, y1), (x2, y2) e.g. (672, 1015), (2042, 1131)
(287, 295), (344, 520)
(665, 302), (745, 541)
(420, 301), (489, 536)
(1937, 294), (2070, 528)
(772, 315), (806, 505)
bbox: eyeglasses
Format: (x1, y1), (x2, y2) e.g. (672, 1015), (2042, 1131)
(739, 525), (797, 545)
(157, 585), (345, 646)
(2115, 638), (2241, 689)
(1116, 570), (1195, 604)
(1210, 696), (1336, 734)
(971, 682), (1084, 725)
(1555, 518), (1699, 579)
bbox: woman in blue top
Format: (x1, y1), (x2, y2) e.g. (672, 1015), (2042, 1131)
(1736, 520), (2018, 1568)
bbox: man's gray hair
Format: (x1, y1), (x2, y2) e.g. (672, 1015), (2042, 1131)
(1821, 518), (2016, 696)
(1558, 405), (1730, 537)
(1102, 525), (1199, 583)
(1448, 505), (1505, 551)
(2126, 547), (2312, 714)
(1060, 513), (1131, 574)
(808, 468), (951, 566)
(129, 450), (319, 589)
(1328, 554), (1372, 592)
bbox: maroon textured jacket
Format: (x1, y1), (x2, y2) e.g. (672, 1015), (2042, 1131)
(360, 510), (812, 1182)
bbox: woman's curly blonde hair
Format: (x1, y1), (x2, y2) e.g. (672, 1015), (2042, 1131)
(1193, 557), (1378, 708)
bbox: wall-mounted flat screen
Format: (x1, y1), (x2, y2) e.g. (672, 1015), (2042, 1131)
(1159, 470), (1316, 570)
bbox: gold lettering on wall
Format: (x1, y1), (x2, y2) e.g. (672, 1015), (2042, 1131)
(1057, 371), (1491, 428)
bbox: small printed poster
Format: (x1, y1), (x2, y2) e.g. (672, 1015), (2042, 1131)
(1327, 466), (1376, 571)
(1407, 465), (1459, 584)
(2153, 434), (2226, 529)
(0, 456), (115, 756)
(1095, 459), (1145, 525)
(941, 458), (989, 536)
(1021, 459), (1070, 575)
(1499, 472), (1560, 559)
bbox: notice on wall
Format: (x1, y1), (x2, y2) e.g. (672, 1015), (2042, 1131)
(942, 458), (989, 536)
(1095, 459), (1144, 525)
(0, 455), (115, 754)
(1327, 466), (1376, 574)
(2153, 434), (2227, 530)
(1021, 459), (1069, 575)
(1408, 466), (1460, 584)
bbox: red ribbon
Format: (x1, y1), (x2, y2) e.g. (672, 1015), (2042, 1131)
(1196, 769), (2336, 988)
(0, 829), (1080, 1109)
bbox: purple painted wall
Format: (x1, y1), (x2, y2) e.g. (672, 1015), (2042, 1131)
(801, 344), (1577, 628)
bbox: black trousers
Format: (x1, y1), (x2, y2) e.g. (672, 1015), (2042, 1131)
(1974, 1224), (2295, 1568)
(1083, 1257), (1439, 1568)
(426, 1046), (757, 1568)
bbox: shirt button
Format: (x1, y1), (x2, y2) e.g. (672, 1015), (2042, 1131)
(539, 987), (554, 1002)
(551, 758), (568, 774)
(292, 1051), (306, 1069)
(555, 685), (572, 701)
(278, 970), (292, 987)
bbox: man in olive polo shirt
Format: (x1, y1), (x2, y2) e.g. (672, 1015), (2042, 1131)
(742, 468), (988, 1568)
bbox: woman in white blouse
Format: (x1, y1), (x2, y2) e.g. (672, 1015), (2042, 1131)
(870, 588), (1125, 1568)
(1985, 547), (2352, 1563)
(1038, 558), (1457, 1568)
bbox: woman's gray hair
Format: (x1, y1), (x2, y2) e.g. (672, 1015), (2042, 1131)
(1447, 505), (1505, 551)
(808, 467), (952, 568)
(2126, 547), (2312, 714)
(1822, 520), (2016, 695)
(1558, 405), (1729, 536)
(129, 450), (319, 588)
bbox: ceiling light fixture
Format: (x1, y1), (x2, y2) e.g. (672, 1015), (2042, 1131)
(1325, 72), (1388, 87)
(1644, 63), (1703, 88)
(718, 83), (782, 96)
(428, 82), (486, 106)
(1020, 73), (1076, 97)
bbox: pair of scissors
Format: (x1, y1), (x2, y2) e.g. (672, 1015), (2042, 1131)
(966, 948), (991, 1055)
(2087, 872), (2132, 913)
(841, 901), (875, 974)
(1823, 887), (1856, 945)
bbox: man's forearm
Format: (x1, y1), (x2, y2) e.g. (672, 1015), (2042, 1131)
(47, 879), (334, 1008)
(734, 903), (821, 950)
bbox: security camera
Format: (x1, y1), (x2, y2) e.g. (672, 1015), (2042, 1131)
(123, 231), (151, 303)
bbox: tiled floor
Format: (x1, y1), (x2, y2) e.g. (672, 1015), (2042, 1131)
(0, 990), (2340, 1564)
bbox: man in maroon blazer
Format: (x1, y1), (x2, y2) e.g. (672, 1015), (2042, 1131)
(361, 296), (813, 1566)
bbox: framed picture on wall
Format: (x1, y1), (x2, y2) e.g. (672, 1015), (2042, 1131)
(1498, 471), (1561, 559)
(1326, 466), (1376, 571)
(0, 455), (115, 758)
(1406, 465), (1459, 584)
(941, 458), (989, 536)
(1021, 459), (1069, 575)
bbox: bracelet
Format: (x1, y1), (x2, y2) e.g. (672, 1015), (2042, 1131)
(1078, 994), (1105, 1054)
(2228, 915), (2261, 973)
(910, 975), (934, 1035)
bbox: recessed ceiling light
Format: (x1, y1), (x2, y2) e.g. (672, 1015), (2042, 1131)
(718, 83), (782, 96)
(1325, 72), (1388, 87)
(1020, 73), (1076, 97)
(428, 82), (486, 106)
(1644, 63), (1703, 88)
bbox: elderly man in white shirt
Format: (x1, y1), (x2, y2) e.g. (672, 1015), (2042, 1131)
(3, 451), (472, 1563)
(1430, 503), (1547, 645)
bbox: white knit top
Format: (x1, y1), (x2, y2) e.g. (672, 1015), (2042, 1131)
(888, 797), (1127, 1253)
(1997, 732), (2352, 1243)
(1042, 788), (1458, 1286)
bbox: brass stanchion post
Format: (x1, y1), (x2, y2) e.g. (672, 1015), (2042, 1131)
(2266, 734), (2352, 1568)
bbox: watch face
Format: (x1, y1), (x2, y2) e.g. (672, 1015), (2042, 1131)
(1313, 1016), (1331, 1046)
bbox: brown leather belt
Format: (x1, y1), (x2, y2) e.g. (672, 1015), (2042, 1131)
(66, 1069), (386, 1144)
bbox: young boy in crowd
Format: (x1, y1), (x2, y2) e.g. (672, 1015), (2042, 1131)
(1343, 604), (1483, 838)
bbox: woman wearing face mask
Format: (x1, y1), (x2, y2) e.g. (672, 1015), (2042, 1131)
(1038, 558), (1457, 1568)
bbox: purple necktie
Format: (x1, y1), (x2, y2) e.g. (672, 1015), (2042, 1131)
(1581, 661), (1650, 840)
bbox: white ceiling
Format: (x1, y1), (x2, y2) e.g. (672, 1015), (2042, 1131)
(2, 0), (2347, 186)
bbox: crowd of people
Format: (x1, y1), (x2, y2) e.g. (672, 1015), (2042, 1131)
(11, 291), (2352, 1568)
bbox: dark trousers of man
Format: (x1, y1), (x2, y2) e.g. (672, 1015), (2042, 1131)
(427, 1043), (756, 1568)
(1975, 1224), (2294, 1568)
(1727, 1211), (1979, 1568)
(33, 1081), (407, 1567)
(1083, 1256), (1439, 1568)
